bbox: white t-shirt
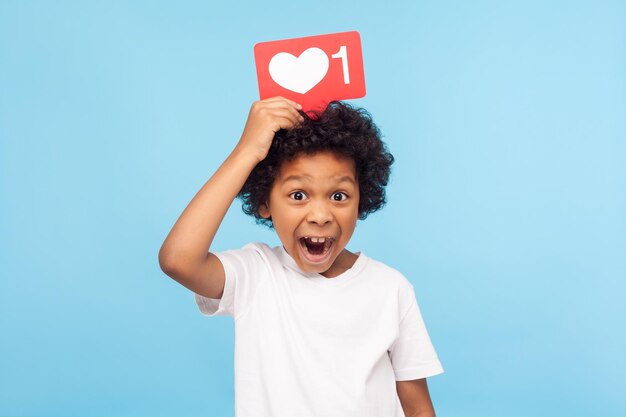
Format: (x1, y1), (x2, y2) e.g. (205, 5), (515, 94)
(194, 242), (443, 417)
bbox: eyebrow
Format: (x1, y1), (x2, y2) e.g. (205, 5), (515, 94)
(282, 175), (356, 185)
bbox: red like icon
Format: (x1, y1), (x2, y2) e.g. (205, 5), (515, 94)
(254, 31), (366, 113)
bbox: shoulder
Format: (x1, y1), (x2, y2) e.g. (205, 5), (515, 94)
(221, 241), (272, 254)
(219, 241), (285, 267)
(247, 242), (284, 260)
(360, 255), (429, 323)
(239, 241), (272, 253)
(360, 253), (414, 292)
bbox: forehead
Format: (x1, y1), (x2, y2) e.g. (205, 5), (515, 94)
(276, 151), (356, 183)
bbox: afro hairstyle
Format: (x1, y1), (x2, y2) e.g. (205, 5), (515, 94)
(237, 100), (394, 228)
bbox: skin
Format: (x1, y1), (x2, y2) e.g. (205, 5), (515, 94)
(396, 378), (437, 417)
(258, 151), (360, 278)
(159, 96), (304, 299)
(159, 96), (437, 416)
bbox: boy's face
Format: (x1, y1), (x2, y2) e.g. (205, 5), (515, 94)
(259, 151), (359, 278)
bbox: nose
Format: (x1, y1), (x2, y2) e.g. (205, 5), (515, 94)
(305, 199), (333, 225)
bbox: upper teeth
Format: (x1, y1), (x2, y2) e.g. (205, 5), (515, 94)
(307, 237), (328, 243)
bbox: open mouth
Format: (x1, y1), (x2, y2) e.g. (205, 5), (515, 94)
(298, 236), (334, 263)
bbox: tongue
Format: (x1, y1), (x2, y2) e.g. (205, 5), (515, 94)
(307, 241), (325, 255)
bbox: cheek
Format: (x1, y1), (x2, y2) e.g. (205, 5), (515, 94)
(338, 210), (358, 231)
(271, 212), (297, 238)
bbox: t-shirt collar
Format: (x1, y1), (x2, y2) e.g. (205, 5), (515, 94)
(276, 244), (367, 286)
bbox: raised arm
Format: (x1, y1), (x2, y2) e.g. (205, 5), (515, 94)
(158, 97), (303, 298)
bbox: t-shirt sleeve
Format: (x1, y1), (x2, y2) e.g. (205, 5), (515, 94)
(193, 243), (266, 319)
(388, 284), (444, 381)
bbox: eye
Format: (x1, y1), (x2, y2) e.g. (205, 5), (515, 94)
(289, 191), (307, 201)
(332, 192), (348, 201)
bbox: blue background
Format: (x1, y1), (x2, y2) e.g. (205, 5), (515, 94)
(1, 1), (625, 416)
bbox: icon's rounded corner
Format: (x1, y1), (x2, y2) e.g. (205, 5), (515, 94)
(253, 42), (265, 53)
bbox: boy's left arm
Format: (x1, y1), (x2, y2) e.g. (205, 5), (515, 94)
(396, 378), (436, 417)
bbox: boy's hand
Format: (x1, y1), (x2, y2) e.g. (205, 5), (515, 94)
(236, 96), (304, 163)
(160, 98), (301, 298)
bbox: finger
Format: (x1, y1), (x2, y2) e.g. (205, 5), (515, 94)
(250, 101), (304, 129)
(262, 96), (302, 109)
(271, 108), (303, 125)
(267, 115), (300, 133)
(282, 103), (305, 123)
(275, 115), (301, 131)
(261, 101), (304, 122)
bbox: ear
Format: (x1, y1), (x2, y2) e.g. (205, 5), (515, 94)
(258, 202), (271, 219)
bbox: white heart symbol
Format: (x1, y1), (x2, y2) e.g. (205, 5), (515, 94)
(268, 47), (329, 94)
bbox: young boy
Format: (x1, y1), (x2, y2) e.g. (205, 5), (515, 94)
(159, 97), (444, 417)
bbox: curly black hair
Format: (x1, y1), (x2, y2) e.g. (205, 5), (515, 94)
(238, 101), (394, 228)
